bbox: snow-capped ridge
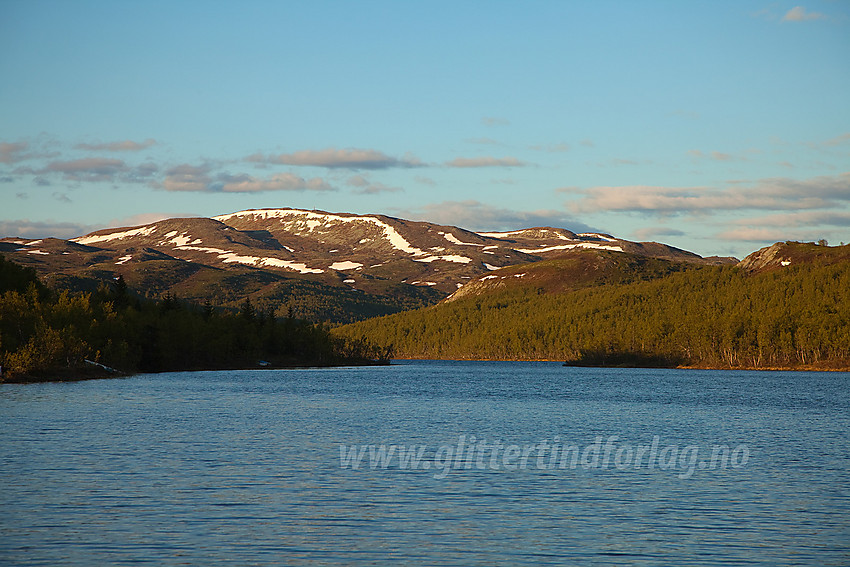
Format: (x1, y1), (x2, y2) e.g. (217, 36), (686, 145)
(214, 208), (428, 256)
(10, 207), (733, 302)
(73, 225), (158, 245)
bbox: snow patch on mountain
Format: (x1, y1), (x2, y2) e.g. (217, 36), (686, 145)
(218, 252), (324, 274)
(215, 208), (430, 257)
(515, 242), (623, 254)
(476, 228), (570, 240)
(161, 231), (201, 247)
(170, 243), (324, 274)
(414, 254), (473, 264)
(440, 231), (483, 246)
(477, 229), (530, 238)
(174, 245), (229, 254)
(578, 233), (617, 242)
(74, 225), (158, 245)
(329, 261), (363, 271)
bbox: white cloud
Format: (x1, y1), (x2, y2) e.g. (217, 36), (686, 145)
(0, 142), (30, 164)
(346, 175), (369, 187)
(717, 227), (801, 242)
(395, 200), (597, 232)
(0, 213), (204, 239)
(822, 133), (850, 147)
(353, 182), (402, 195)
(38, 157), (157, 183)
(446, 156), (526, 168)
(160, 163), (213, 191)
(75, 139), (157, 152)
(686, 149), (748, 162)
(345, 176), (401, 194)
(481, 116), (510, 127)
(569, 172), (850, 214)
(727, 210), (850, 229)
(782, 6), (826, 22)
(246, 148), (423, 170)
(0, 212), (201, 239)
(571, 185), (748, 213)
(108, 212), (198, 228)
(0, 140), (59, 164)
(807, 132), (850, 152)
(466, 137), (503, 146)
(0, 219), (96, 239)
(160, 165), (335, 192)
(529, 143), (571, 153)
(217, 172), (334, 193)
(716, 226), (837, 243)
(43, 157), (128, 182)
(632, 227), (686, 240)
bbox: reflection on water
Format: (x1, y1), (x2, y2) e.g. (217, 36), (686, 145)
(2, 362), (849, 565)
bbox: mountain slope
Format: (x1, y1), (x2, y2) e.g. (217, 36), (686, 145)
(0, 207), (735, 323)
(737, 241), (850, 273)
(445, 249), (694, 302)
(334, 243), (850, 369)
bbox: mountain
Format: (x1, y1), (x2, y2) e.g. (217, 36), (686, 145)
(443, 240), (847, 303)
(334, 242), (850, 369)
(444, 239), (846, 305)
(0, 207), (735, 323)
(444, 248), (694, 302)
(736, 240), (850, 273)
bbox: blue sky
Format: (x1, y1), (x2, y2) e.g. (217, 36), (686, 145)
(1, 0), (848, 258)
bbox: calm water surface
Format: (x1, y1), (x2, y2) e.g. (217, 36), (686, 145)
(1, 361), (849, 565)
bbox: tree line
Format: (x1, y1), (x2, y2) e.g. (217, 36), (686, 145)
(334, 259), (850, 369)
(0, 255), (390, 382)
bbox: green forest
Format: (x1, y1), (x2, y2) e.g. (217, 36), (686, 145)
(334, 252), (850, 370)
(0, 255), (390, 382)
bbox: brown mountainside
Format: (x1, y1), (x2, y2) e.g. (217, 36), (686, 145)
(0, 207), (736, 322)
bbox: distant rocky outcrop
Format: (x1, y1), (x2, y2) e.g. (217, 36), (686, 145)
(738, 241), (850, 273)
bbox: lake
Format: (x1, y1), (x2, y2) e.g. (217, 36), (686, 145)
(2, 361), (849, 565)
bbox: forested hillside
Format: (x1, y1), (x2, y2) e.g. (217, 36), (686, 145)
(334, 244), (850, 370)
(0, 255), (389, 382)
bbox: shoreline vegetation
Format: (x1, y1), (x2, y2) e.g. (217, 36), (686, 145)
(4, 356), (845, 384)
(0, 255), (391, 384)
(1, 358), (393, 385)
(385, 357), (848, 372)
